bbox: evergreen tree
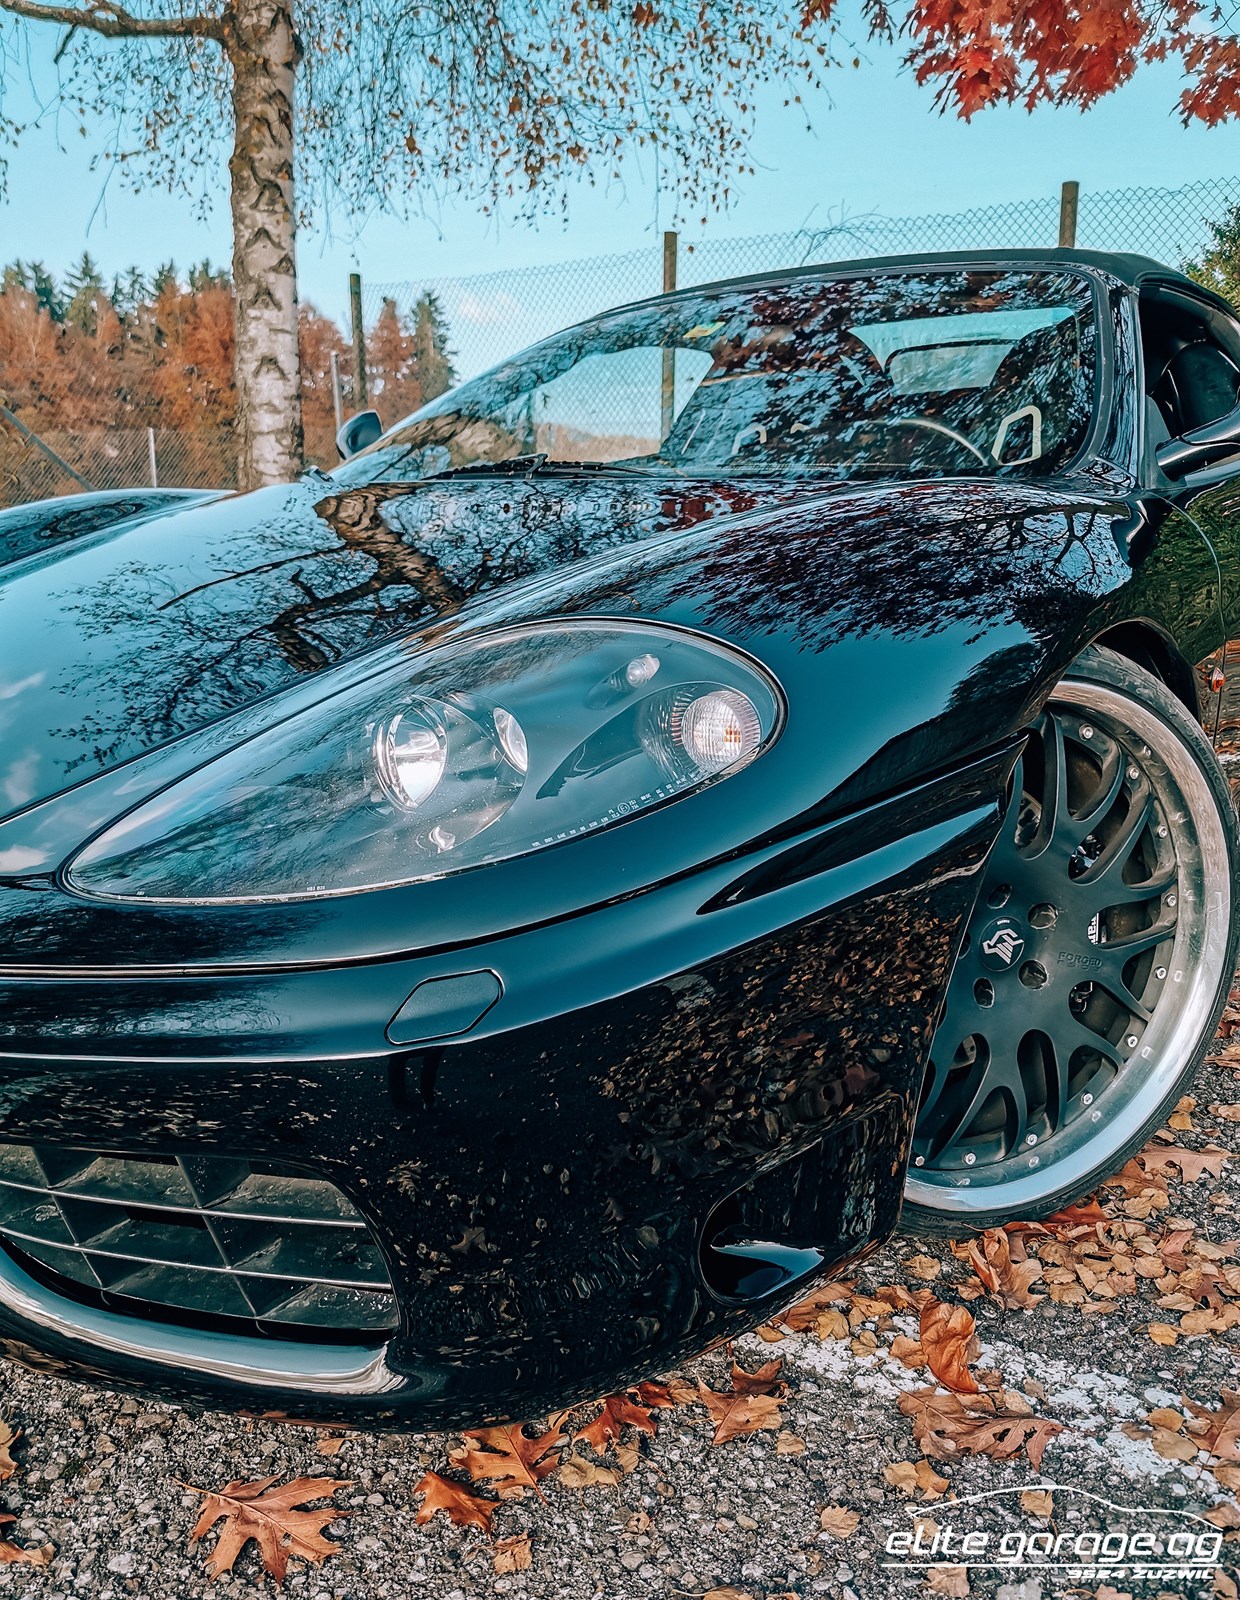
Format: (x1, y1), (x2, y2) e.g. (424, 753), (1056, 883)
(24, 261), (65, 321)
(411, 291), (455, 401)
(64, 250), (107, 335)
(151, 261), (180, 298)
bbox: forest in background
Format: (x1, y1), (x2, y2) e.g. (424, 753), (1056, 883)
(0, 253), (455, 496)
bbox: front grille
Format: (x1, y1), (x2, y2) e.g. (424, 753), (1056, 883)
(0, 1144), (397, 1340)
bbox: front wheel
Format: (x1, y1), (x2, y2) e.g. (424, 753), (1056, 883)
(903, 646), (1239, 1238)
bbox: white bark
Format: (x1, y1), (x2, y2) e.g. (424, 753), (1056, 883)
(226, 0), (303, 489)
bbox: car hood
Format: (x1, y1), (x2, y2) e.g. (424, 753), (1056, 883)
(0, 471), (802, 822)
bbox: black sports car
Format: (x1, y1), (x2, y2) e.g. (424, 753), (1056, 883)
(3, 249), (1240, 1430)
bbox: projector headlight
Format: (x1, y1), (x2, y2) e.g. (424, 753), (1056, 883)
(67, 619), (783, 904)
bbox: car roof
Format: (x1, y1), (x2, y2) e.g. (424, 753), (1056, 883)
(627, 247), (1210, 311)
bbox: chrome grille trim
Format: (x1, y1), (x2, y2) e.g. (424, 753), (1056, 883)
(0, 1144), (398, 1338)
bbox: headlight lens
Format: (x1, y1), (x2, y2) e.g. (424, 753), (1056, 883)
(67, 619), (782, 904)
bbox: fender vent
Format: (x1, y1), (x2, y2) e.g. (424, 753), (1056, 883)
(0, 1144), (397, 1341)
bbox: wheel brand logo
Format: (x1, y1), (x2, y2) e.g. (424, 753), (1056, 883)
(980, 921), (1024, 967)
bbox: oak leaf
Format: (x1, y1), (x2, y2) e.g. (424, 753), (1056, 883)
(452, 1415), (567, 1500)
(883, 1458), (950, 1500)
(186, 1475), (351, 1583)
(967, 1230), (1044, 1309)
(698, 1358), (787, 1446)
(1183, 1390), (1240, 1462)
(492, 1532), (532, 1573)
(0, 1515), (51, 1567)
(780, 1280), (854, 1332)
(630, 1379), (682, 1409)
(920, 1299), (981, 1394)
(1137, 1144), (1229, 1183)
(413, 1470), (496, 1535)
(819, 1504), (860, 1537)
(0, 1422), (21, 1482)
(898, 1387), (1062, 1470)
(925, 1566), (970, 1596)
(557, 1454), (621, 1492)
(575, 1393), (658, 1454)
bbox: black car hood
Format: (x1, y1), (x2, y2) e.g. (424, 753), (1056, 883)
(0, 472), (802, 822)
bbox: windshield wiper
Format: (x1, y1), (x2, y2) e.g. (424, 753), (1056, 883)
(420, 453), (551, 482)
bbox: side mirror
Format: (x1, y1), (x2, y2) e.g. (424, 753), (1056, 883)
(335, 409), (383, 460)
(1156, 400), (1240, 480)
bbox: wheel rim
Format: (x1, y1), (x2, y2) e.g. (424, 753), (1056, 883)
(905, 676), (1232, 1218)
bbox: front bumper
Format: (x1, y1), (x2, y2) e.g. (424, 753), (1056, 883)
(0, 758), (1006, 1429)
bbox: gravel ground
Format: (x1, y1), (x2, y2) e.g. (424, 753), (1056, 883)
(0, 1038), (1238, 1600)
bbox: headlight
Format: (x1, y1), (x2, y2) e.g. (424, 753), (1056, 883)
(67, 619), (783, 903)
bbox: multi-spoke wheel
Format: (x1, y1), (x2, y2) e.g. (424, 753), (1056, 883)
(904, 647), (1239, 1235)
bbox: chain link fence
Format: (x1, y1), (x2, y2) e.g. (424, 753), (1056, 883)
(4, 175), (1240, 508)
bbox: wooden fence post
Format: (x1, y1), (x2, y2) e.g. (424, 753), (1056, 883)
(660, 230), (679, 441)
(349, 272), (368, 409)
(1058, 181), (1080, 249)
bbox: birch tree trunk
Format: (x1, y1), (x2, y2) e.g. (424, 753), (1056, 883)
(225, 0), (303, 490)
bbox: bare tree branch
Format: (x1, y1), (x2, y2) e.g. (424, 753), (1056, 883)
(0, 0), (221, 41)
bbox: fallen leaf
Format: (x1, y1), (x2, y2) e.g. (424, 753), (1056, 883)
(890, 1334), (927, 1369)
(492, 1532), (532, 1573)
(0, 1515), (51, 1567)
(906, 1253), (943, 1280)
(1213, 1463), (1240, 1491)
(756, 1323), (786, 1342)
(704, 1589), (754, 1600)
(1147, 1407), (1185, 1431)
(1137, 1145), (1229, 1183)
(925, 1564), (970, 1595)
(315, 1437), (345, 1458)
(575, 1393), (658, 1454)
(698, 1382), (785, 1446)
(1215, 1567), (1239, 1599)
(452, 1417), (567, 1500)
(557, 1454), (621, 1492)
(186, 1475), (351, 1582)
(624, 1509), (653, 1535)
(0, 1422), (22, 1481)
(1206, 1501), (1240, 1530)
(728, 1356), (787, 1395)
(899, 1388), (1062, 1470)
(413, 1470), (496, 1535)
(1182, 1390), (1240, 1462)
(1020, 1487), (1054, 1517)
(781, 1281), (855, 1332)
(968, 1230), (1045, 1309)
(614, 1443), (641, 1474)
(1148, 1322), (1180, 1346)
(631, 1379), (681, 1409)
(920, 1299), (981, 1394)
(775, 1431), (806, 1455)
(1210, 1103), (1240, 1122)
(1168, 1096), (1196, 1131)
(819, 1504), (860, 1537)
(883, 1458), (950, 1500)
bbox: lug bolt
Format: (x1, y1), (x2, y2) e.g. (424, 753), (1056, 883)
(1157, 825), (1168, 838)
(1081, 725), (1094, 739)
(1155, 967), (1167, 980)
(1082, 1092), (1094, 1106)
(1024, 1133), (1038, 1146)
(963, 1152), (977, 1166)
(1029, 1155), (1041, 1167)
(914, 1155), (925, 1167)
(1126, 1034), (1139, 1048)
(1127, 765), (1139, 779)
(1167, 893), (1177, 907)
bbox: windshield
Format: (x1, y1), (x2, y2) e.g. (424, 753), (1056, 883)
(334, 267), (1098, 487)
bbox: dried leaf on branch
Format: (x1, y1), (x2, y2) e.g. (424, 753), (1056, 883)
(186, 1475), (351, 1583)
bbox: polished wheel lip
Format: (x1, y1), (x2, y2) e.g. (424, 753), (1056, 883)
(905, 677), (1232, 1217)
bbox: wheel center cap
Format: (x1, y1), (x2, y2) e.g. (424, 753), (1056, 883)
(978, 915), (1026, 972)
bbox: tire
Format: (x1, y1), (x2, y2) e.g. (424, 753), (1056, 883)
(903, 644), (1240, 1238)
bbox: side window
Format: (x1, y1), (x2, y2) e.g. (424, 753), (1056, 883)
(1140, 290), (1240, 440)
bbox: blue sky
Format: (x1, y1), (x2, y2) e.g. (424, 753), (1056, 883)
(1, 27), (1237, 332)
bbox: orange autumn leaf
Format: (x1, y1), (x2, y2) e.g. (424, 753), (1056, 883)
(1183, 1390), (1240, 1463)
(414, 1470), (497, 1535)
(0, 1515), (51, 1567)
(452, 1416), (567, 1500)
(968, 1230), (1045, 1310)
(1136, 1145), (1230, 1183)
(575, 1393), (658, 1454)
(697, 1357), (788, 1446)
(186, 1475), (351, 1583)
(919, 1299), (981, 1394)
(899, 1388), (1062, 1471)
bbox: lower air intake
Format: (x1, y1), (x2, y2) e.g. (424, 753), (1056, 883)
(0, 1144), (397, 1340)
